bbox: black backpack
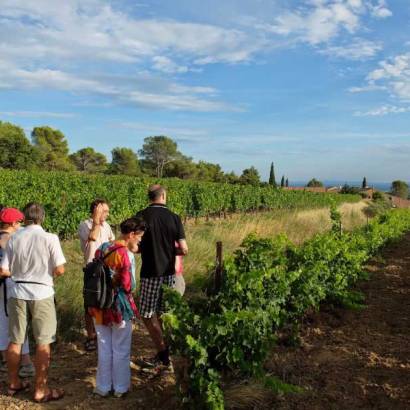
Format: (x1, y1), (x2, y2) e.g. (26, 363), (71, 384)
(83, 246), (125, 309)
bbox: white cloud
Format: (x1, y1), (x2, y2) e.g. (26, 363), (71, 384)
(0, 111), (76, 118)
(0, 0), (265, 112)
(369, 0), (392, 18)
(354, 105), (410, 116)
(263, 0), (391, 46)
(320, 38), (382, 60)
(353, 53), (410, 101)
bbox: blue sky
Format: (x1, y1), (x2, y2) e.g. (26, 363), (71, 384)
(0, 0), (409, 182)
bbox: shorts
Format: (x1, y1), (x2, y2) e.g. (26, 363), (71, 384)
(8, 296), (57, 345)
(139, 275), (175, 319)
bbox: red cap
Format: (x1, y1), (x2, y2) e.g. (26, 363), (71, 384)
(0, 208), (24, 224)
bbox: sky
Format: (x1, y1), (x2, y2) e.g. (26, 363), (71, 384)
(0, 0), (409, 183)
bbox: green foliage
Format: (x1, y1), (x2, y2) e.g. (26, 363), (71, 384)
(70, 147), (107, 173)
(340, 184), (360, 195)
(390, 180), (409, 199)
(0, 169), (360, 238)
(163, 208), (410, 409)
(0, 121), (40, 169)
(32, 126), (74, 171)
(240, 166), (261, 186)
(108, 147), (141, 176)
(139, 135), (180, 177)
(362, 177), (367, 189)
(306, 178), (324, 187)
(364, 191), (391, 217)
(268, 162), (276, 187)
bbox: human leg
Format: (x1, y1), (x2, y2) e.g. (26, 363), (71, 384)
(112, 321), (132, 394)
(7, 298), (28, 389)
(28, 297), (62, 401)
(94, 323), (113, 394)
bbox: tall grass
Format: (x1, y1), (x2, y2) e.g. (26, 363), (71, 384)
(55, 202), (367, 341)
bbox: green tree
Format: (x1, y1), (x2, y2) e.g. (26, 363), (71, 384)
(70, 147), (107, 173)
(32, 126), (74, 171)
(306, 178), (324, 188)
(285, 178), (289, 187)
(280, 175), (285, 187)
(196, 161), (225, 182)
(0, 121), (41, 169)
(109, 147), (141, 176)
(139, 136), (180, 177)
(224, 171), (240, 184)
(362, 177), (367, 189)
(165, 156), (198, 179)
(268, 162), (277, 187)
(240, 166), (260, 186)
(391, 180), (409, 199)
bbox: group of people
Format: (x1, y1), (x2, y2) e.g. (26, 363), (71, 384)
(0, 184), (188, 402)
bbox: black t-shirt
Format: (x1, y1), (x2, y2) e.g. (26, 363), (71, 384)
(136, 204), (185, 278)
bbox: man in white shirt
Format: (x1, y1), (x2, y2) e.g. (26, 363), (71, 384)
(0, 202), (66, 403)
(78, 199), (114, 351)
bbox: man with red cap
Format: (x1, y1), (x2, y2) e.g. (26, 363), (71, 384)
(0, 208), (34, 379)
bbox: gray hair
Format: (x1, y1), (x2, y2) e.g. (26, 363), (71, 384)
(23, 202), (45, 225)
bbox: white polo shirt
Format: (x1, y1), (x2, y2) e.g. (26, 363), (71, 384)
(78, 219), (115, 264)
(0, 225), (66, 300)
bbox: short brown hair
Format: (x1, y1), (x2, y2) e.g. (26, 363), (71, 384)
(89, 198), (109, 214)
(148, 185), (166, 201)
(23, 202), (45, 225)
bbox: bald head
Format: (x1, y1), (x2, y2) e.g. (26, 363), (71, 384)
(148, 184), (167, 204)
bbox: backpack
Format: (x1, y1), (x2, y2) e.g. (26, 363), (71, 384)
(83, 245), (125, 309)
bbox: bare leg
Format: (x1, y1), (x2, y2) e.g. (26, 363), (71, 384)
(7, 343), (22, 388)
(142, 315), (166, 352)
(33, 344), (50, 400)
(85, 311), (96, 340)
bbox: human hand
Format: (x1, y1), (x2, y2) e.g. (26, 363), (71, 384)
(92, 204), (104, 225)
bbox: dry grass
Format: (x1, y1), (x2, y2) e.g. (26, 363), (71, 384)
(183, 201), (368, 284)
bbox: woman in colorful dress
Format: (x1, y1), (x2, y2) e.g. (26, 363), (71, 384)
(89, 216), (146, 398)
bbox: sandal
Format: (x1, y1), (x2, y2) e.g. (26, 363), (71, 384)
(84, 338), (97, 352)
(34, 388), (65, 403)
(8, 380), (30, 397)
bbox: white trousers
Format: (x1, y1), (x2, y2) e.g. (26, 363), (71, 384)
(0, 284), (29, 354)
(95, 321), (132, 394)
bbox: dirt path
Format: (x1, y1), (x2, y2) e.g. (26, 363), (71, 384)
(0, 321), (179, 410)
(269, 233), (410, 409)
(1, 231), (410, 409)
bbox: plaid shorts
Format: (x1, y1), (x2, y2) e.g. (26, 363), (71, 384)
(139, 275), (176, 318)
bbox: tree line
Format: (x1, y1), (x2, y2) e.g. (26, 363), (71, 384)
(0, 120), (275, 185)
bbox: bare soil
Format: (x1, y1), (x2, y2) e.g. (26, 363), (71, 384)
(1, 231), (410, 410)
(269, 233), (410, 410)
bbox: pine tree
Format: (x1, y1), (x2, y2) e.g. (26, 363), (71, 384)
(268, 162), (277, 187)
(280, 175), (285, 187)
(285, 178), (289, 187)
(362, 177), (367, 189)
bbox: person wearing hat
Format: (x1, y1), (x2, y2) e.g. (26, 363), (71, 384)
(0, 207), (35, 379)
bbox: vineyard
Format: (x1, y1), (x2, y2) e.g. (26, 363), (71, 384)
(0, 169), (359, 237)
(162, 208), (410, 409)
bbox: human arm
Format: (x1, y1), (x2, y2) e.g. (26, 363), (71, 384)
(0, 242), (12, 277)
(88, 204), (104, 242)
(175, 215), (188, 255)
(50, 236), (67, 277)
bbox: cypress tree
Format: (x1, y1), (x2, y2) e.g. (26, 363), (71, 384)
(280, 175), (285, 187)
(285, 178), (289, 187)
(362, 177), (367, 189)
(268, 162), (277, 187)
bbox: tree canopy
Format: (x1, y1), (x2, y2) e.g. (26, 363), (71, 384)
(70, 147), (107, 173)
(0, 121), (40, 170)
(306, 178), (324, 188)
(109, 147), (141, 176)
(240, 166), (261, 186)
(391, 180), (409, 199)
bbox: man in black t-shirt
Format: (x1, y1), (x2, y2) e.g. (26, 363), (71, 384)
(135, 185), (188, 371)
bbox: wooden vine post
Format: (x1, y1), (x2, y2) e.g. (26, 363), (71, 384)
(214, 241), (224, 294)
